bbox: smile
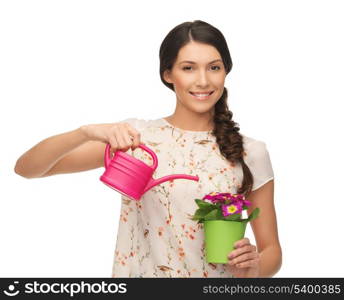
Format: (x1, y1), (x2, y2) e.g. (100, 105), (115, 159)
(189, 90), (214, 100)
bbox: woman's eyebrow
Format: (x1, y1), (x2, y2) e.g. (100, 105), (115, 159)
(178, 59), (222, 65)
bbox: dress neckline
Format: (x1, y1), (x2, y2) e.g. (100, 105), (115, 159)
(160, 118), (214, 134)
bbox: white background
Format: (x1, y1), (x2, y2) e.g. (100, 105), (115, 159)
(1, 0), (343, 277)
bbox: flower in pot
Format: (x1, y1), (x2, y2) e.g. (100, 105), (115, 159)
(192, 192), (260, 264)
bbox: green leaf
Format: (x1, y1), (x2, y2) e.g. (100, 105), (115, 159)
(191, 205), (216, 221)
(191, 210), (202, 221)
(224, 213), (242, 221)
(200, 206), (216, 215)
(195, 199), (215, 209)
(204, 208), (223, 221)
(247, 208), (260, 222)
(191, 209), (204, 220)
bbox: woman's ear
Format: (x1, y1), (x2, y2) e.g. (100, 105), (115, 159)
(163, 69), (173, 84)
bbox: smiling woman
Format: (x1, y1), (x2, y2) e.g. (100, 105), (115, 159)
(14, 19), (281, 278)
(162, 41), (227, 125)
(110, 20), (281, 278)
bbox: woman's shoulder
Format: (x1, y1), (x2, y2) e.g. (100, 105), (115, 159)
(241, 133), (266, 147)
(119, 117), (161, 130)
(241, 133), (270, 161)
(241, 133), (274, 190)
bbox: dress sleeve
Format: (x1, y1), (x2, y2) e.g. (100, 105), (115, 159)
(118, 118), (147, 131)
(245, 141), (274, 191)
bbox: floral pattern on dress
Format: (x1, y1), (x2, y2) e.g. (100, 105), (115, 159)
(111, 118), (274, 278)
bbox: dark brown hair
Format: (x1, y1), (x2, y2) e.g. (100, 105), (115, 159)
(159, 20), (253, 197)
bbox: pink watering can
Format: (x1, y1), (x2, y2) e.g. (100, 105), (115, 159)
(100, 143), (199, 200)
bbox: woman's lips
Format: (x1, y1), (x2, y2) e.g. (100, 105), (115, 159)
(189, 90), (214, 100)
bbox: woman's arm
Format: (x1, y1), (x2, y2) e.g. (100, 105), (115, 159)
(14, 121), (142, 179)
(227, 180), (282, 278)
(14, 127), (93, 178)
(247, 179), (282, 277)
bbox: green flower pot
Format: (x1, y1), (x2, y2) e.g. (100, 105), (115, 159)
(204, 220), (248, 264)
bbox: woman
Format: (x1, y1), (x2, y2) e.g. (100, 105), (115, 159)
(14, 20), (282, 278)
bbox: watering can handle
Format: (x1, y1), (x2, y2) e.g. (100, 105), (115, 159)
(104, 143), (158, 170)
(138, 144), (158, 170)
(104, 143), (111, 168)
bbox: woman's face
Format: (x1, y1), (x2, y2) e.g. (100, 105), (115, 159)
(163, 41), (227, 115)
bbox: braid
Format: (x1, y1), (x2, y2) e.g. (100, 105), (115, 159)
(212, 87), (253, 197)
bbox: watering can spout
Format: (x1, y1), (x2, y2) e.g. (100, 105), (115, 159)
(144, 174), (199, 193)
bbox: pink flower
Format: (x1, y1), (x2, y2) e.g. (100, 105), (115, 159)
(243, 200), (251, 207)
(221, 203), (243, 216)
(193, 191), (259, 223)
(203, 192), (233, 204)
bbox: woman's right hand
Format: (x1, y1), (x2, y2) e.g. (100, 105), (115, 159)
(80, 122), (142, 153)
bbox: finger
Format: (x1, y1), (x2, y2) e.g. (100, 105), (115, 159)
(235, 258), (260, 269)
(228, 252), (259, 266)
(228, 245), (256, 259)
(120, 126), (135, 150)
(234, 237), (250, 249)
(126, 125), (141, 149)
(127, 125), (141, 149)
(121, 124), (139, 150)
(113, 125), (130, 150)
(108, 137), (118, 156)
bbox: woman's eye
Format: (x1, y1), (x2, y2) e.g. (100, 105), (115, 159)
(182, 65), (221, 71)
(182, 66), (192, 71)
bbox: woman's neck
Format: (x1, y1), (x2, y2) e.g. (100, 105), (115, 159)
(164, 114), (214, 132)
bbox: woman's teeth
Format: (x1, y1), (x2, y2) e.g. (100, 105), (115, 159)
(190, 91), (213, 100)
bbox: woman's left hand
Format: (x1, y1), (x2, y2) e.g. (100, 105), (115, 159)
(226, 237), (260, 278)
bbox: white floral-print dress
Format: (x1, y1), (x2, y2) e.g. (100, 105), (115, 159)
(111, 117), (274, 278)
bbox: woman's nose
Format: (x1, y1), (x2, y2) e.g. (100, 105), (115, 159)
(196, 70), (210, 87)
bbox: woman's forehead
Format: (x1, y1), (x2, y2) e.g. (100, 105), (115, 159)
(176, 42), (222, 63)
